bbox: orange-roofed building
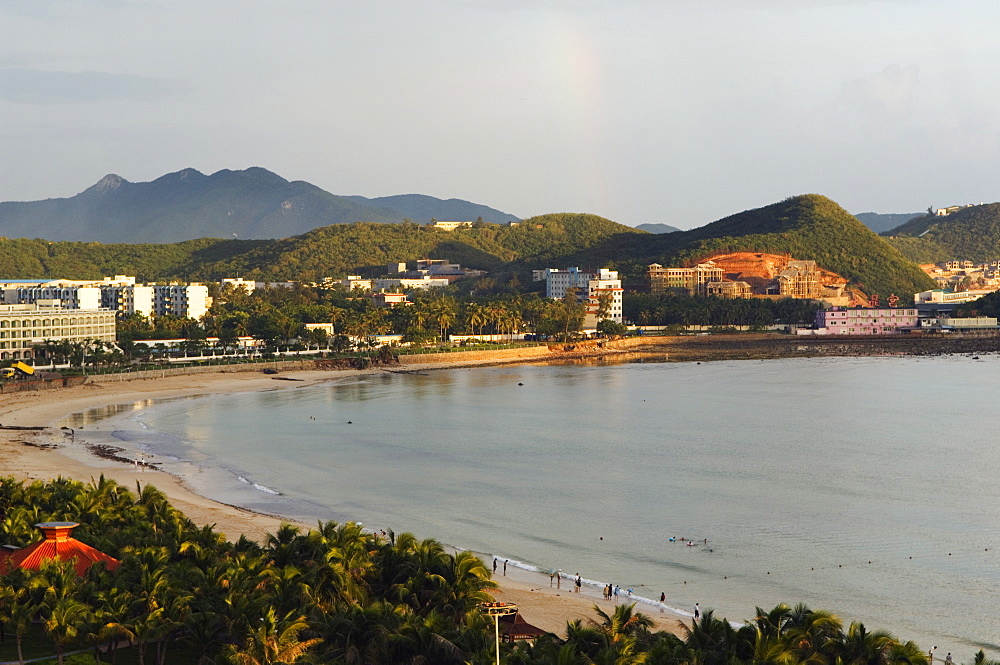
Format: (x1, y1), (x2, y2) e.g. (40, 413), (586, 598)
(0, 522), (120, 576)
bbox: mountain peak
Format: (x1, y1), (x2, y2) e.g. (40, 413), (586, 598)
(90, 173), (128, 193)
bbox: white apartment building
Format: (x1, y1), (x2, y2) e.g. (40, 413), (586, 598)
(0, 302), (116, 361)
(0, 277), (210, 320)
(537, 267), (624, 326)
(154, 283), (210, 319)
(102, 284), (155, 318)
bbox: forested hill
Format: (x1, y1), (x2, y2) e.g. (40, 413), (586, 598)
(563, 195), (935, 298)
(0, 168), (518, 244)
(344, 193), (518, 225)
(0, 196), (935, 298)
(882, 203), (1000, 263)
(0, 213), (645, 283)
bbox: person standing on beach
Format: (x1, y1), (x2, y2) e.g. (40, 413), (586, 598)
(694, 603), (700, 620)
(660, 592), (665, 603)
(945, 654), (953, 665)
(557, 569), (561, 589)
(575, 573), (581, 593)
(493, 558), (497, 574)
(504, 560), (508, 576)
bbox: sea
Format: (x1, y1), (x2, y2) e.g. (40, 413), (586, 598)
(62, 354), (1000, 659)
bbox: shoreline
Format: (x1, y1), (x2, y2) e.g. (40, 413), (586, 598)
(5, 336), (993, 639)
(0, 357), (693, 637)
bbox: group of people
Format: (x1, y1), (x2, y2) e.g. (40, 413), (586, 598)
(602, 583), (620, 600)
(928, 647), (954, 665)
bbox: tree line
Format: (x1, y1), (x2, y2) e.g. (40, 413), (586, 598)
(1, 477), (994, 665)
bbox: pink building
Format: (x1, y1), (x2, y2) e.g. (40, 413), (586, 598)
(806, 307), (919, 335)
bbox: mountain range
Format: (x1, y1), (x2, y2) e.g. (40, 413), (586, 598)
(0, 194), (936, 299)
(0, 168), (519, 243)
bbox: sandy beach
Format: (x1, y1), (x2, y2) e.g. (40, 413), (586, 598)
(0, 360), (689, 637)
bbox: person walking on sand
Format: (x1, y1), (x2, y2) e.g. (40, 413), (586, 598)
(694, 603), (700, 620)
(503, 560), (508, 576)
(945, 654), (953, 665)
(557, 569), (562, 589)
(575, 573), (581, 593)
(493, 558), (497, 574)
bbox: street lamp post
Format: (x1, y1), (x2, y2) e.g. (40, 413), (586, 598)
(480, 602), (518, 665)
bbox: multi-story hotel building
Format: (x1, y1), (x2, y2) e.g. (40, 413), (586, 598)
(0, 302), (116, 361)
(535, 267), (624, 325)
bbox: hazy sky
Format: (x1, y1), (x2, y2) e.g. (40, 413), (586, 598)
(3, 0), (1000, 229)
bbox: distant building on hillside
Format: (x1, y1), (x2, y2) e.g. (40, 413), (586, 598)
(430, 221), (473, 230)
(371, 293), (411, 308)
(934, 204), (978, 216)
(649, 255), (848, 303)
(339, 276), (373, 292)
(374, 276), (450, 292)
(776, 260), (823, 298)
(707, 281), (752, 298)
(647, 262), (724, 296)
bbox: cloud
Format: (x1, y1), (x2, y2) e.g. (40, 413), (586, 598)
(832, 64), (921, 118)
(0, 69), (188, 104)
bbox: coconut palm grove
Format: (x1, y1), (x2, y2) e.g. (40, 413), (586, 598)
(0, 476), (995, 665)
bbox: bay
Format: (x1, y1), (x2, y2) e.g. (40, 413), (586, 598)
(74, 355), (1000, 659)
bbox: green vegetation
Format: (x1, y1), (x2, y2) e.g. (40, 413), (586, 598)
(626, 294), (822, 327)
(882, 236), (953, 265)
(956, 290), (1000, 318)
(885, 204), (1000, 263)
(628, 195), (936, 299)
(1, 477), (984, 665)
(0, 195), (946, 316)
(0, 214), (646, 284)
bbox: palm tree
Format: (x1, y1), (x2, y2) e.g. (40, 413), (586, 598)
(839, 621), (902, 665)
(224, 608), (321, 665)
(592, 602), (654, 643)
(682, 609), (740, 665)
(42, 597), (92, 664)
(0, 569), (36, 665)
(464, 303), (489, 339)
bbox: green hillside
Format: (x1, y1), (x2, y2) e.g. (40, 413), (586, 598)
(0, 213), (645, 283)
(0, 199), (934, 299)
(884, 203), (1000, 262)
(568, 195), (935, 298)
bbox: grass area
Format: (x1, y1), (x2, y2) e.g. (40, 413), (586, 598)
(0, 627), (206, 665)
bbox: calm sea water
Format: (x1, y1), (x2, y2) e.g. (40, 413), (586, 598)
(72, 356), (1000, 658)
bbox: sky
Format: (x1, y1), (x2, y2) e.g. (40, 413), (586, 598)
(3, 0), (1000, 230)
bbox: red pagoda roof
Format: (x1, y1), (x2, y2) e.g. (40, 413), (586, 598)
(0, 522), (120, 576)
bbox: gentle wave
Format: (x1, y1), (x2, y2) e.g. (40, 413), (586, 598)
(237, 476), (283, 495)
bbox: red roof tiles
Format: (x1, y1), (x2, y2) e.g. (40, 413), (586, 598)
(0, 522), (119, 576)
